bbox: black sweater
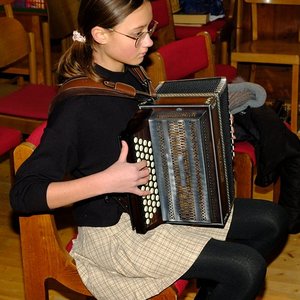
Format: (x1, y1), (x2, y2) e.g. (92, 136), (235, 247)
(10, 65), (148, 227)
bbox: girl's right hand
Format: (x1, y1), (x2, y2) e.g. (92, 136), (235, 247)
(101, 140), (150, 196)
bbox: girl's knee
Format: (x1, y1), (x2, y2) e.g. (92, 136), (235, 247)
(241, 248), (266, 289)
(230, 245), (266, 289)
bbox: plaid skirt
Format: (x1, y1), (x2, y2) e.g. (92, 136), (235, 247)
(70, 210), (233, 300)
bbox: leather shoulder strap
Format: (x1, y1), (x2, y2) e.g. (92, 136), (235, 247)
(57, 77), (137, 98)
(129, 65), (156, 96)
(49, 66), (156, 114)
(56, 66), (155, 99)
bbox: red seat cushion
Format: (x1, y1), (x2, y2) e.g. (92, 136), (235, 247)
(26, 121), (47, 146)
(0, 84), (57, 119)
(158, 35), (209, 80)
(235, 141), (256, 165)
(0, 126), (22, 156)
(173, 279), (189, 296)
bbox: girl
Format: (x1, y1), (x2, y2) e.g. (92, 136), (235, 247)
(10, 0), (288, 299)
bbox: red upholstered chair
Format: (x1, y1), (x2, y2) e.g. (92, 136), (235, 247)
(0, 15), (57, 135)
(146, 31), (236, 87)
(151, 0), (237, 64)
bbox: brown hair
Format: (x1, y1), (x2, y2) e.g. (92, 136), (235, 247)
(57, 0), (145, 83)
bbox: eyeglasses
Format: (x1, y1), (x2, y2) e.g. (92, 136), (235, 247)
(109, 20), (158, 48)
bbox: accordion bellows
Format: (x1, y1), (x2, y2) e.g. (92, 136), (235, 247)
(124, 77), (235, 234)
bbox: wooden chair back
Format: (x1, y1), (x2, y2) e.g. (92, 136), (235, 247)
(0, 15), (37, 84)
(0, 0), (13, 17)
(231, 0), (300, 133)
(13, 124), (179, 299)
(0, 0), (38, 85)
(245, 0), (300, 42)
(41, 0), (80, 85)
(45, 0), (79, 41)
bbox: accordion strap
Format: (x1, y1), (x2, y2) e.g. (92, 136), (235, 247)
(57, 77), (137, 98)
(49, 66), (155, 114)
(55, 66), (155, 101)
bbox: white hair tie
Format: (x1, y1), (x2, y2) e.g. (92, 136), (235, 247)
(72, 30), (86, 43)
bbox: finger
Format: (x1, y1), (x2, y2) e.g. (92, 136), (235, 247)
(118, 140), (128, 162)
(139, 167), (150, 179)
(136, 159), (148, 170)
(135, 187), (151, 197)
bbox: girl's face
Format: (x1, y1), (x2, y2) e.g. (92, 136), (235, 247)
(92, 1), (154, 72)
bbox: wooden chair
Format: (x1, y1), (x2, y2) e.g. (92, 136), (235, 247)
(146, 31), (259, 199)
(42, 0), (80, 85)
(0, 15), (57, 134)
(13, 122), (183, 300)
(231, 0), (300, 133)
(1, 0), (13, 17)
(0, 0), (36, 85)
(0, 0), (45, 85)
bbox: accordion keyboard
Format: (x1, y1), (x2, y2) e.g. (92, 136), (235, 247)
(133, 137), (161, 226)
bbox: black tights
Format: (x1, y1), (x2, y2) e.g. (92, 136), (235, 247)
(181, 198), (289, 300)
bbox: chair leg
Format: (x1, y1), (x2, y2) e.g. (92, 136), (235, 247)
(42, 21), (53, 86)
(290, 64), (299, 133)
(221, 41), (229, 65)
(23, 274), (48, 300)
(249, 64), (257, 82)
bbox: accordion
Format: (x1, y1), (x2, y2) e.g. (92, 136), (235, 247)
(124, 77), (235, 234)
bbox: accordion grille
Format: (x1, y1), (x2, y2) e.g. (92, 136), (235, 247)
(150, 109), (220, 224)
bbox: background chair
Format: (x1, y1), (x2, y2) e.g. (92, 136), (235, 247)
(146, 31), (237, 88)
(13, 122), (185, 300)
(1, 0), (13, 17)
(0, 0), (37, 85)
(42, 0), (80, 85)
(0, 0), (45, 84)
(0, 14), (57, 135)
(151, 0), (237, 64)
(231, 0), (300, 134)
(145, 31), (262, 200)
